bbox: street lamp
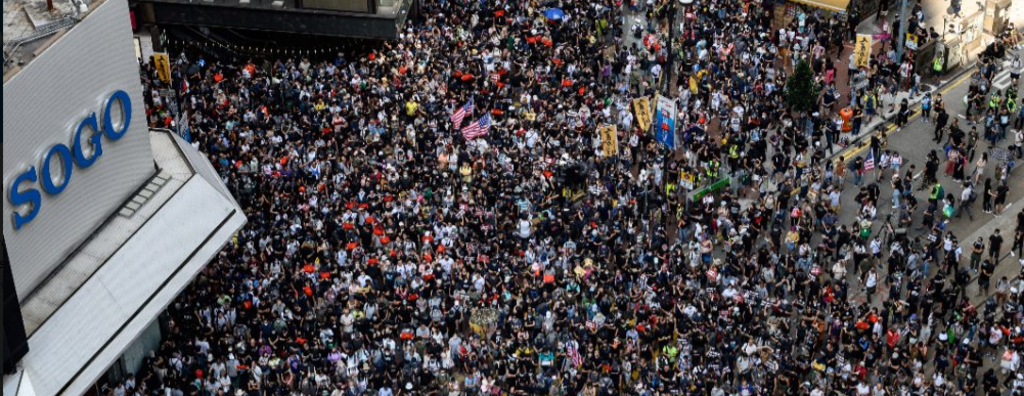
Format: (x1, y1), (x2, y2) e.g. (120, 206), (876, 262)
(667, 0), (693, 95)
(896, 0), (910, 62)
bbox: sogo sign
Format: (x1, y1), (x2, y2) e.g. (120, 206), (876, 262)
(8, 90), (132, 230)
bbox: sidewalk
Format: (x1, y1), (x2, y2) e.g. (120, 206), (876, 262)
(824, 85), (930, 163)
(822, 61), (976, 166)
(820, 11), (989, 165)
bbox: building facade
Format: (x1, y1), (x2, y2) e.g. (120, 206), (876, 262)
(2, 0), (246, 394)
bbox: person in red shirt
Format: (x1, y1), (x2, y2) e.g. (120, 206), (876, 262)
(886, 328), (900, 350)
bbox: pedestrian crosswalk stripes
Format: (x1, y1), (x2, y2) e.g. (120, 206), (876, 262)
(993, 70), (1013, 91)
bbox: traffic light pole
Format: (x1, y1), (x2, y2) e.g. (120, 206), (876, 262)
(895, 0), (910, 62)
(666, 3), (676, 95)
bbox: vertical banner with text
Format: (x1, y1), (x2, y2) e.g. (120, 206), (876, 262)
(153, 52), (172, 84)
(655, 95), (677, 150)
(599, 124), (619, 157)
(855, 35), (872, 69)
(633, 96), (652, 133)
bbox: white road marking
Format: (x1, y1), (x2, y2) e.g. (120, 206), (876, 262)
(993, 71), (1013, 91)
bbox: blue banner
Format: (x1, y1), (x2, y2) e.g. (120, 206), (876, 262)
(655, 95), (676, 149)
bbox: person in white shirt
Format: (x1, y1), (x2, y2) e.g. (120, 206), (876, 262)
(855, 381), (871, 396)
(958, 182), (975, 220)
(1011, 55), (1021, 85)
(863, 267), (879, 301)
(873, 382), (886, 396)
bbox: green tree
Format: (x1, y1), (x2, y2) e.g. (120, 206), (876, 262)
(784, 60), (820, 114)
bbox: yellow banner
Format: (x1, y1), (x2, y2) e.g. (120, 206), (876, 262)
(153, 52), (172, 84)
(599, 124), (619, 157)
(855, 35), (872, 69)
(633, 96), (652, 132)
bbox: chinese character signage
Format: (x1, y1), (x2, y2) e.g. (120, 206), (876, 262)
(855, 35), (872, 68)
(633, 96), (652, 133)
(599, 124), (619, 157)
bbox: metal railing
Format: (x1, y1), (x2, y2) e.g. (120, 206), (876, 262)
(3, 16), (78, 67)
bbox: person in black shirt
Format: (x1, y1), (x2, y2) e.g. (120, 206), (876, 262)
(983, 368), (999, 396)
(971, 237), (986, 271)
(979, 258), (996, 297)
(989, 229), (1004, 261)
(1014, 228), (1024, 258)
(995, 181), (1010, 215)
(948, 119), (965, 148)
(895, 98), (910, 130)
(934, 108), (949, 143)
(921, 151), (940, 190)
(852, 156), (865, 186)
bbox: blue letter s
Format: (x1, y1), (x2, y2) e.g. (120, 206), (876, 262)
(10, 167), (41, 230)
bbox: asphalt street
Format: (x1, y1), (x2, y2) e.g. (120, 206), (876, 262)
(830, 49), (1024, 307)
(623, 2), (1024, 301)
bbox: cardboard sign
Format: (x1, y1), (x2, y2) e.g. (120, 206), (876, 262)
(599, 124), (619, 157)
(680, 172), (696, 190)
(633, 96), (652, 133)
(905, 33), (918, 51)
(153, 52), (172, 84)
(855, 35), (872, 68)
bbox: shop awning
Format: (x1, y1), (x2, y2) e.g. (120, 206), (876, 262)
(788, 0), (849, 13)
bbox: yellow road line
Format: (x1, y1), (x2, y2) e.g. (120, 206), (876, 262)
(842, 71), (973, 160)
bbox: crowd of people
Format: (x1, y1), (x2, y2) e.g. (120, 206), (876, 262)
(107, 0), (1024, 394)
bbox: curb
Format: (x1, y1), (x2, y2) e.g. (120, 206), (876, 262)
(823, 61), (979, 166)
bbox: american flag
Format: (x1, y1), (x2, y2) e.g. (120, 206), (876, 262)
(566, 340), (583, 368)
(450, 98), (473, 127)
(863, 149), (875, 171)
(462, 114), (491, 140)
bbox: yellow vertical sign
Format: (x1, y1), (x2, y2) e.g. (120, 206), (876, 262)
(153, 52), (172, 84)
(905, 33), (918, 51)
(680, 172), (696, 190)
(855, 35), (872, 69)
(599, 124), (619, 157)
(633, 96), (652, 132)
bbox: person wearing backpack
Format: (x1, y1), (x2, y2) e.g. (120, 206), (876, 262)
(863, 91), (877, 122)
(929, 182), (944, 206)
(921, 93), (932, 123)
(851, 156), (865, 185)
